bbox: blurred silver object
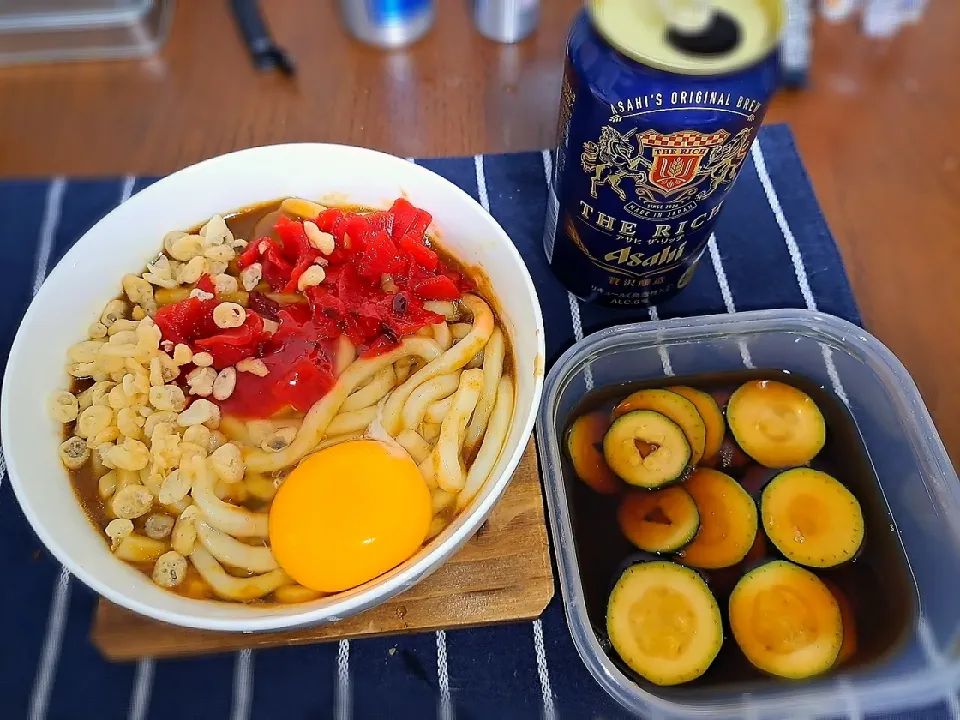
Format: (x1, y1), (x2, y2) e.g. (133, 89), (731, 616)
(861, 0), (902, 36)
(473, 0), (540, 43)
(338, 0), (434, 48)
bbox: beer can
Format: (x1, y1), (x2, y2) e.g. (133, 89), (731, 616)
(544, 0), (785, 307)
(337, 0), (434, 49)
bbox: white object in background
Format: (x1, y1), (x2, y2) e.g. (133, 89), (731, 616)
(781, 0), (813, 88)
(861, 0), (903, 36)
(819, 0), (859, 21)
(899, 0), (928, 23)
(472, 0), (540, 43)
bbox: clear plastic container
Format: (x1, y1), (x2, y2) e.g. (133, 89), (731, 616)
(0, 0), (173, 67)
(536, 309), (960, 719)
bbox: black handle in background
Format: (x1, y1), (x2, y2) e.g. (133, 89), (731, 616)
(229, 0), (296, 76)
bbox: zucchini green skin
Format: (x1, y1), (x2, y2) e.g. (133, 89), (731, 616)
(729, 560), (843, 679)
(678, 468), (759, 569)
(726, 380), (826, 468)
(602, 410), (692, 489)
(612, 389), (708, 465)
(617, 487), (700, 553)
(761, 468), (865, 568)
(668, 386), (725, 463)
(608, 561), (723, 686)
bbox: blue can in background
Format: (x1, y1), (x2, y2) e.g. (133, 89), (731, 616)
(544, 0), (785, 307)
(338, 0), (434, 48)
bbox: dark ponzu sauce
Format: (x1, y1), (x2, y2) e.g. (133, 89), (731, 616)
(563, 369), (918, 695)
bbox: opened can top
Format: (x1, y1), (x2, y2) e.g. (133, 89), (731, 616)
(588, 0), (786, 75)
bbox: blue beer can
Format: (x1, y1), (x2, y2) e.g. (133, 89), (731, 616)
(544, 0), (786, 307)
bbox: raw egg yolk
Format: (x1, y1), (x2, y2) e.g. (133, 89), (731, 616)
(268, 440), (432, 593)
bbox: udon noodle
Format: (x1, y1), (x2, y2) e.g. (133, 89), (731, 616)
(52, 198), (515, 604)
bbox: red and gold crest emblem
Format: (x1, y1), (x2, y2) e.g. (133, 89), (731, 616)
(638, 129), (730, 195)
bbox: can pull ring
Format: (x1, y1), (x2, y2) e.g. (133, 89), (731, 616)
(658, 0), (740, 56)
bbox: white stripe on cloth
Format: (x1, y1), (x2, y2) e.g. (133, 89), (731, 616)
(121, 175), (136, 204)
(532, 619), (556, 720)
(28, 568), (71, 720)
(539, 149), (550, 184)
(408, 159), (457, 714)
(540, 150), (594, 392)
(752, 142), (849, 406)
(0, 446), (6, 495)
(231, 649), (255, 720)
(647, 306), (674, 376)
(336, 639), (351, 720)
(500, 153), (555, 718)
(474, 155), (490, 213)
(834, 677), (863, 720)
(917, 618), (960, 720)
(707, 234), (754, 368)
(32, 178), (67, 297)
(127, 659), (154, 720)
(27, 178), (69, 720)
(436, 630), (453, 720)
(566, 292), (594, 390)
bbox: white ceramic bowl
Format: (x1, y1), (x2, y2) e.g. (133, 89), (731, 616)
(2, 144), (545, 632)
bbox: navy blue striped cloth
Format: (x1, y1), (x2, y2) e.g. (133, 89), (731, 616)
(0, 124), (953, 720)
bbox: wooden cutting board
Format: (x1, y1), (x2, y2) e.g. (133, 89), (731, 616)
(92, 438), (554, 661)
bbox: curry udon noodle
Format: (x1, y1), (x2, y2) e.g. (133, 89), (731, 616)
(50, 197), (515, 605)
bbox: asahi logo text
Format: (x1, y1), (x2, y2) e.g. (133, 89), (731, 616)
(609, 92), (764, 120)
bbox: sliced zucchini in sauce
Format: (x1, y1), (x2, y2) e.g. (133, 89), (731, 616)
(727, 380), (826, 468)
(677, 468), (758, 569)
(729, 560), (842, 679)
(602, 410), (692, 489)
(612, 389), (707, 465)
(667, 386), (725, 463)
(761, 467), (864, 568)
(617, 487), (700, 553)
(607, 561), (723, 686)
(566, 411), (621, 495)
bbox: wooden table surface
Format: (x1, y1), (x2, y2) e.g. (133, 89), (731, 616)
(1, 1), (958, 464)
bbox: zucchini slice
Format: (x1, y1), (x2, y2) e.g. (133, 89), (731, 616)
(729, 560), (842, 679)
(617, 487), (700, 553)
(566, 411), (621, 494)
(612, 389), (707, 465)
(667, 386), (725, 463)
(607, 561), (723, 686)
(761, 468), (864, 568)
(603, 410), (692, 489)
(727, 380), (826, 468)
(677, 468), (758, 569)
